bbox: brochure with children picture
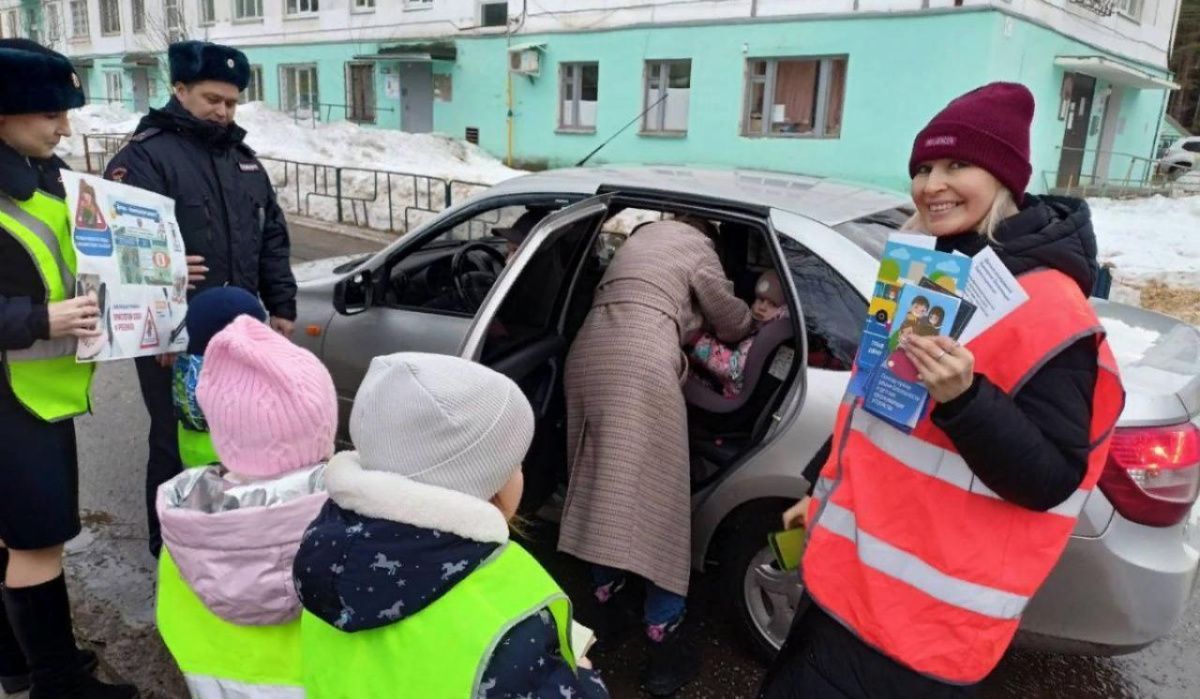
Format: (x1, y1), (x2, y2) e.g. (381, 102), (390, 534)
(63, 171), (189, 362)
(847, 239), (973, 397)
(862, 283), (963, 432)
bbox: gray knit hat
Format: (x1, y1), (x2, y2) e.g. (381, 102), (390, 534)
(349, 352), (535, 500)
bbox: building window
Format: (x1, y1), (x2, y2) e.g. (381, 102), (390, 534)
(346, 63), (376, 123)
(44, 2), (64, 43)
(105, 71), (123, 104)
(280, 65), (319, 118)
(69, 0), (88, 37)
(99, 0), (120, 35)
(559, 62), (598, 132)
(403, 0), (431, 8)
(433, 73), (452, 102)
(481, 2), (507, 27)
(132, 0), (145, 32)
(354, 0), (377, 9)
(24, 7), (40, 44)
(286, 0), (319, 16)
(743, 56), (847, 138)
(643, 60), (691, 135)
(1115, 0), (1143, 20)
(235, 0), (263, 20)
(240, 65), (264, 103)
(164, 0), (183, 39)
(200, 0), (216, 24)
(4, 10), (19, 38)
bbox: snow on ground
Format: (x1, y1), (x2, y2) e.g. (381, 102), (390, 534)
(60, 103), (525, 231)
(1089, 195), (1200, 290)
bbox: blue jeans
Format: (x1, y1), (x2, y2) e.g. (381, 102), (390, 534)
(591, 565), (686, 626)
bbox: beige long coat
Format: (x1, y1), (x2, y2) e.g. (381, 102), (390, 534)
(558, 222), (753, 596)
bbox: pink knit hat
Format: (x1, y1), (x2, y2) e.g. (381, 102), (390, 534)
(197, 315), (337, 479)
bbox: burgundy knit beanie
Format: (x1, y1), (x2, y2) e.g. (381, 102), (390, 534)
(909, 82), (1035, 203)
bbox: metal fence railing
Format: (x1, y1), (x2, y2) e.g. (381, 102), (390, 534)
(80, 134), (491, 234)
(1043, 146), (1172, 198)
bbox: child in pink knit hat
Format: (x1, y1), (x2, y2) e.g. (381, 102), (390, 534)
(154, 315), (337, 696)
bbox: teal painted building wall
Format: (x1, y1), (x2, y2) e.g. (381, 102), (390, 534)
(62, 8), (1172, 194)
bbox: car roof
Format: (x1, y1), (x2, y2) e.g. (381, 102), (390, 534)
(483, 165), (909, 226)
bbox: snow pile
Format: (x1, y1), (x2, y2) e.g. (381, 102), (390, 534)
(57, 102), (525, 232)
(1101, 316), (1162, 367)
(1089, 195), (1200, 289)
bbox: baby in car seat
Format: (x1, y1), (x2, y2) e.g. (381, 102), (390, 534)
(688, 269), (789, 397)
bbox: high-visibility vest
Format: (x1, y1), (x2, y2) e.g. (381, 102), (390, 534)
(301, 541), (576, 699)
(0, 191), (94, 421)
(157, 548), (305, 698)
(803, 268), (1124, 685)
(178, 422), (219, 468)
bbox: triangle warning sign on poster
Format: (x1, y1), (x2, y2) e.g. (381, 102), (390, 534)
(140, 308), (160, 349)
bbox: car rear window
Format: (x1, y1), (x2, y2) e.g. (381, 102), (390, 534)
(831, 207), (910, 260)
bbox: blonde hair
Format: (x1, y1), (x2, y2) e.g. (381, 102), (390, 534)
(903, 188), (1019, 243)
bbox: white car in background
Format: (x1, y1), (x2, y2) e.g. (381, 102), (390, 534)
(1159, 136), (1200, 178)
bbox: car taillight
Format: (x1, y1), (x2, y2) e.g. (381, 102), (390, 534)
(1099, 423), (1200, 527)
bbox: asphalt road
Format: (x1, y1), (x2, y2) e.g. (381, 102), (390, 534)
(33, 220), (1200, 699)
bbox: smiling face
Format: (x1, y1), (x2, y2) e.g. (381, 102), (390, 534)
(910, 159), (1004, 237)
(0, 112), (72, 159)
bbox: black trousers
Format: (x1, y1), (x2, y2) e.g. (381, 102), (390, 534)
(134, 356), (181, 558)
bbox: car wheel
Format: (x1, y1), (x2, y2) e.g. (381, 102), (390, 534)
(716, 502), (803, 663)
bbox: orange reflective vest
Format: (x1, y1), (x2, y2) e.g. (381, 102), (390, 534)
(803, 268), (1124, 684)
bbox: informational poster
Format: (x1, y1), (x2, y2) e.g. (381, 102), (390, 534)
(63, 171), (189, 362)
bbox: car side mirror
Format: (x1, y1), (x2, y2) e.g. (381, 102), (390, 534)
(334, 270), (373, 316)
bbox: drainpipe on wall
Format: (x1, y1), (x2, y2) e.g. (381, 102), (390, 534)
(506, 1), (529, 167)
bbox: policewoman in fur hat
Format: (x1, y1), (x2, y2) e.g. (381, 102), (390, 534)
(0, 40), (138, 698)
(760, 83), (1124, 698)
(103, 41), (297, 558)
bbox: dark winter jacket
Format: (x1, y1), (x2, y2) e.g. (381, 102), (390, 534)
(103, 98), (296, 319)
(805, 195), (1100, 513)
(0, 146), (69, 406)
(293, 453), (609, 699)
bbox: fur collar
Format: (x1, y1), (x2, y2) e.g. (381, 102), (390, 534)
(324, 451), (510, 545)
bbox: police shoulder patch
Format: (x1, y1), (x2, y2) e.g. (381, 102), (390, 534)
(238, 161), (261, 172)
(110, 166), (128, 182)
(130, 127), (162, 143)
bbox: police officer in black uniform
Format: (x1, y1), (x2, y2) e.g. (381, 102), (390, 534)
(0, 39), (138, 698)
(104, 42), (297, 556)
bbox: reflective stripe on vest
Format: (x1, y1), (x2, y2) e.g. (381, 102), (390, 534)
(157, 550), (304, 690)
(803, 268), (1125, 685)
(185, 675), (303, 699)
(0, 191), (93, 421)
(301, 541), (576, 699)
(178, 423), (219, 469)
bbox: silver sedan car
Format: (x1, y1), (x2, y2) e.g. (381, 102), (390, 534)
(291, 165), (1200, 661)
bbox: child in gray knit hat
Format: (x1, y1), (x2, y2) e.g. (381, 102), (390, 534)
(292, 352), (609, 698)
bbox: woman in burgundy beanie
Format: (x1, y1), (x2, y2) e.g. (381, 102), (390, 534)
(759, 82), (1122, 698)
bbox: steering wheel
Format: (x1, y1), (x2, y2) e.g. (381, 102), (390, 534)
(451, 242), (507, 312)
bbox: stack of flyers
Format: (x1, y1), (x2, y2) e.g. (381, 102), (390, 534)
(847, 239), (973, 398)
(861, 283), (965, 431)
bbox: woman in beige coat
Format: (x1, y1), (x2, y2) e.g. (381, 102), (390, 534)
(560, 219), (752, 695)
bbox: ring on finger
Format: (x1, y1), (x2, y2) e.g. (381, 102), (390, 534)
(934, 350), (947, 361)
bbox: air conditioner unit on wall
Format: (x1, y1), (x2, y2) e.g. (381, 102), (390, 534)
(509, 48), (539, 77)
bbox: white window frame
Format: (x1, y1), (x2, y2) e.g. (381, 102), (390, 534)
(1115, 0), (1143, 21)
(164, 0), (182, 38)
(132, 0), (145, 32)
(240, 65), (264, 103)
(44, 2), (64, 43)
(5, 10), (19, 38)
(285, 0), (320, 17)
(234, 0), (263, 21)
(69, 0), (88, 38)
(742, 56), (848, 139)
(200, 0), (216, 25)
(105, 71), (124, 104)
(355, 0), (379, 11)
(23, 7), (39, 43)
(642, 59), (691, 135)
(280, 64), (319, 118)
(559, 62), (599, 132)
(402, 0), (432, 9)
(99, 0), (120, 35)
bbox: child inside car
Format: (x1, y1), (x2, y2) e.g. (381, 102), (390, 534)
(688, 269), (789, 397)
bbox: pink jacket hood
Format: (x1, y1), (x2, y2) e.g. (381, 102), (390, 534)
(156, 463), (327, 626)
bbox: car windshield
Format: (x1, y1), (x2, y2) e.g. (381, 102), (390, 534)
(830, 207), (911, 259)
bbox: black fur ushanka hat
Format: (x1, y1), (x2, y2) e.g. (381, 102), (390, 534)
(0, 39), (85, 115)
(168, 41), (250, 91)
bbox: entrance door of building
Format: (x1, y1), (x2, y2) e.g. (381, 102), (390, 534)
(1057, 73), (1096, 189)
(131, 68), (150, 112)
(1092, 86), (1123, 183)
(399, 62), (433, 134)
